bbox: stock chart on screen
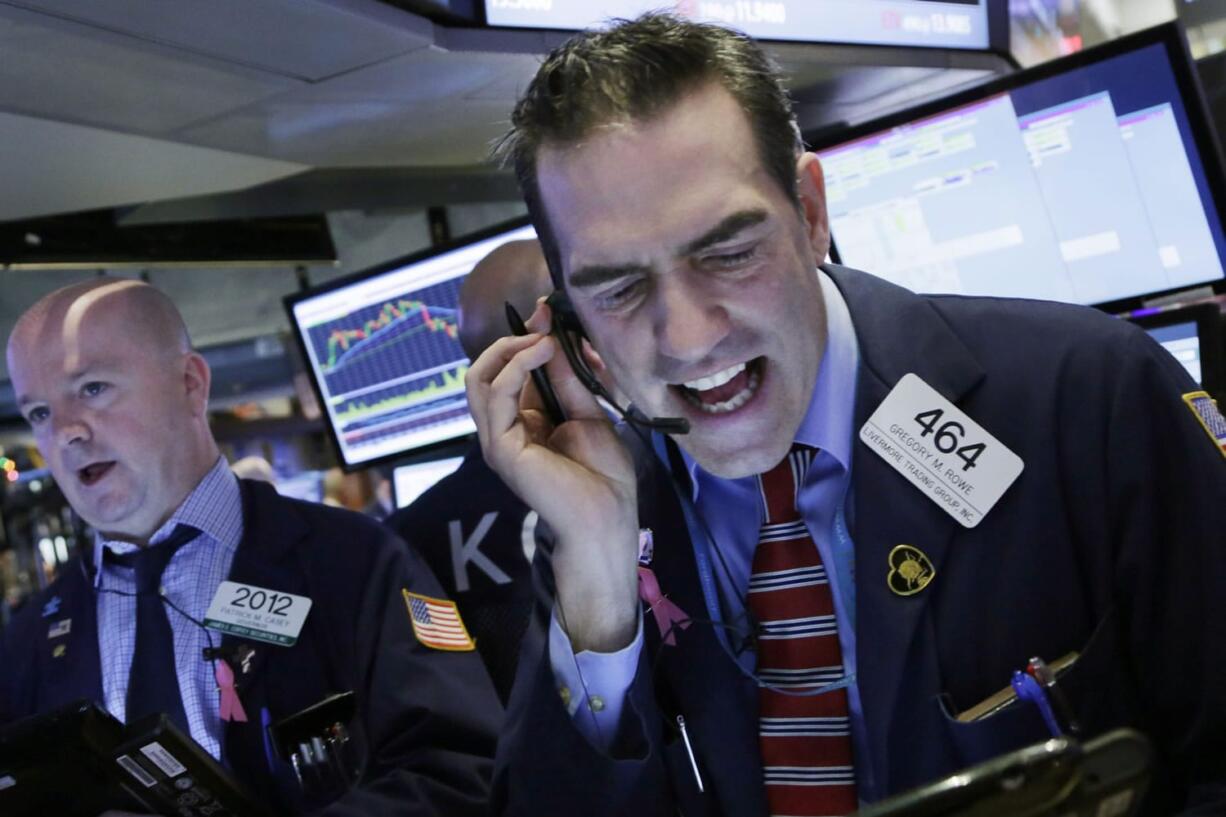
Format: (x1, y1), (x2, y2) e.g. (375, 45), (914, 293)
(289, 222), (537, 467)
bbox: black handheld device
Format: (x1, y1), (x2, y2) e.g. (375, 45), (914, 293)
(504, 297), (690, 434)
(505, 300), (568, 425)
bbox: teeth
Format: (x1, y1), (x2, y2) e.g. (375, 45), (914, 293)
(683, 362), (746, 392)
(696, 371), (760, 414)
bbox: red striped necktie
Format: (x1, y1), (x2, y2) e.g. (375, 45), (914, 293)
(750, 446), (857, 816)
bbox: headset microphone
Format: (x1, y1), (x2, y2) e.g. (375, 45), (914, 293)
(506, 296), (690, 435)
(545, 291), (691, 435)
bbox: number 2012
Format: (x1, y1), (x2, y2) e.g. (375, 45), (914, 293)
(913, 408), (985, 472)
(230, 586), (293, 616)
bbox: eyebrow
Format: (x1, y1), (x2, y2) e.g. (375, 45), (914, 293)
(15, 364), (109, 408)
(677, 208), (770, 257)
(568, 261), (652, 291)
(566, 208), (771, 291)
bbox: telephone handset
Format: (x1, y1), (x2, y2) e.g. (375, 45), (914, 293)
(504, 294), (690, 434)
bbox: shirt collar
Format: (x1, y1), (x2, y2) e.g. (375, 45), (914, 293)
(673, 267), (861, 500)
(92, 457), (243, 579)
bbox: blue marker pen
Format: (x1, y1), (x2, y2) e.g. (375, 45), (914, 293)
(261, 706), (278, 773)
(1011, 670), (1063, 738)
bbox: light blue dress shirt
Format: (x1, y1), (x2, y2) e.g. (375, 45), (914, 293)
(550, 270), (870, 789)
(94, 457), (243, 760)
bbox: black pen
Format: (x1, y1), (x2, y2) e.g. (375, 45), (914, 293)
(505, 301), (567, 425)
(1027, 655), (1082, 736)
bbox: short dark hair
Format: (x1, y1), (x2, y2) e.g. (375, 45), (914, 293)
(494, 12), (803, 287)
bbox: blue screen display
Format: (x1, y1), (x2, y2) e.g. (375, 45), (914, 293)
(485, 1), (989, 50)
(819, 40), (1226, 305)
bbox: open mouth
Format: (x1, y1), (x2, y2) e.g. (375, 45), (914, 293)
(78, 461), (115, 487)
(673, 357), (764, 415)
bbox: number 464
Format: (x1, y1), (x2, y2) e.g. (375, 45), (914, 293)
(914, 408), (985, 472)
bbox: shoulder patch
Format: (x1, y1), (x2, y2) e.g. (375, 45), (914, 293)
(1182, 391), (1226, 459)
(402, 590), (475, 651)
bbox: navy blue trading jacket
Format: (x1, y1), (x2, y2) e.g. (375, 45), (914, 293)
(1, 478), (502, 816)
(385, 443), (537, 705)
(493, 265), (1226, 816)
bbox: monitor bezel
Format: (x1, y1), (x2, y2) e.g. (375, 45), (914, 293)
(810, 21), (1226, 313)
(283, 215), (533, 472)
(1130, 301), (1225, 402)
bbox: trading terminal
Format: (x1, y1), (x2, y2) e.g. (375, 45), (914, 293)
(0, 2), (1223, 816)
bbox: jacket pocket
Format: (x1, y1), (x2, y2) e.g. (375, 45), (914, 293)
(935, 607), (1122, 768)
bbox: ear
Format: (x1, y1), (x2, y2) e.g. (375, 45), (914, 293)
(796, 152), (831, 262)
(182, 352), (212, 417)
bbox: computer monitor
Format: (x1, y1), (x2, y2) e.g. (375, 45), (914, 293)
(813, 22), (1226, 311)
(392, 456), (466, 509)
(285, 219), (537, 469)
(483, 0), (1000, 50)
(273, 470), (326, 504)
(1130, 302), (1225, 400)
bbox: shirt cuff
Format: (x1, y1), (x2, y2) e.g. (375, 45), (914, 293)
(548, 606), (643, 751)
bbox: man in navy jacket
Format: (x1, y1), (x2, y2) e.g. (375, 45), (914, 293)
(466, 13), (1226, 816)
(2, 278), (500, 815)
(387, 239), (553, 703)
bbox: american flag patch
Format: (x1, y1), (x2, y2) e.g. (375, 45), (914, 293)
(402, 590), (475, 651)
(1183, 391), (1226, 459)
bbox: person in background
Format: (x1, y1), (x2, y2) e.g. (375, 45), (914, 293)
(386, 238), (552, 704)
(467, 13), (1226, 816)
(0, 277), (501, 816)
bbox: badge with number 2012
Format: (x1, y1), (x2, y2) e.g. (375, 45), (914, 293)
(204, 581), (312, 647)
(860, 374), (1024, 528)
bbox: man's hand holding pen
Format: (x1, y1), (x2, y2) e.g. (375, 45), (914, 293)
(465, 299), (640, 654)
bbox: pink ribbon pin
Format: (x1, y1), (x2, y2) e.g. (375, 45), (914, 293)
(215, 659), (249, 723)
(638, 566), (691, 646)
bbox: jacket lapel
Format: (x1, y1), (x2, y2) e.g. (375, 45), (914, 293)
(643, 435), (767, 816)
(219, 481), (311, 757)
(825, 265), (987, 793)
(38, 558), (104, 709)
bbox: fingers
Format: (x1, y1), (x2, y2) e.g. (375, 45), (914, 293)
(486, 336), (557, 442)
(465, 332), (549, 446)
(526, 300), (609, 422)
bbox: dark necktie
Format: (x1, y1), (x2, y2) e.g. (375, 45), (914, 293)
(749, 446), (857, 816)
(106, 524), (199, 734)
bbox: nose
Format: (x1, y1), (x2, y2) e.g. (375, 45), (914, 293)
(52, 409), (91, 449)
(653, 274), (730, 364)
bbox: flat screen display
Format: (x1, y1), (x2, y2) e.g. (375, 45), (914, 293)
(484, 1), (990, 50)
(815, 24), (1226, 309)
(1129, 301), (1224, 399)
(393, 456), (466, 509)
(1147, 320), (1204, 384)
(286, 221), (537, 468)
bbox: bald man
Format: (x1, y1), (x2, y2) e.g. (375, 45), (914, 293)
(0, 279), (500, 816)
(385, 239), (554, 703)
(456, 239), (550, 361)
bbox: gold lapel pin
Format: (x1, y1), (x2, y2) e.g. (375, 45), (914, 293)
(888, 544), (935, 596)
(52, 644), (67, 658)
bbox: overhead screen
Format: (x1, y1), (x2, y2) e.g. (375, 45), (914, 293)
(484, 1), (990, 49)
(286, 221), (537, 469)
(814, 24), (1226, 308)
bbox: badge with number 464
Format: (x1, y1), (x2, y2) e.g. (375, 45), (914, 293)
(860, 374), (1024, 528)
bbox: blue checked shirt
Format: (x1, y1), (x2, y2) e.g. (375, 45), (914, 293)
(93, 457), (243, 759)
